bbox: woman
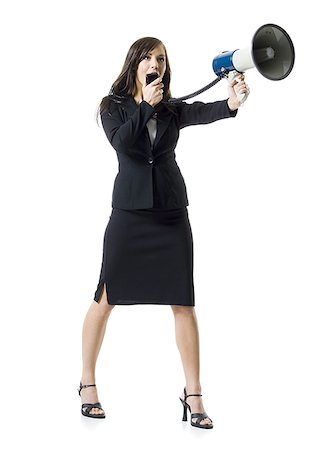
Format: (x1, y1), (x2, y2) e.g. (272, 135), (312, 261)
(78, 37), (249, 428)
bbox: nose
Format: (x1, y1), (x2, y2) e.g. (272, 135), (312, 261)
(150, 57), (159, 71)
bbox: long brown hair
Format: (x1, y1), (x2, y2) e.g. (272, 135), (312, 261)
(96, 37), (172, 123)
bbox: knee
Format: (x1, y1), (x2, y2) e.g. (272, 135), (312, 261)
(94, 285), (115, 317)
(96, 300), (115, 318)
(171, 305), (195, 316)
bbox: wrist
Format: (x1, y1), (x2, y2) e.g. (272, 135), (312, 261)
(143, 98), (154, 107)
(140, 100), (156, 114)
(227, 97), (239, 111)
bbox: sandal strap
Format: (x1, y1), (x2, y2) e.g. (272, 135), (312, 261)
(191, 412), (213, 425)
(81, 402), (104, 416)
(78, 382), (96, 396)
(82, 402), (102, 410)
(186, 393), (202, 398)
(191, 412), (207, 419)
(80, 383), (96, 389)
(183, 387), (202, 400)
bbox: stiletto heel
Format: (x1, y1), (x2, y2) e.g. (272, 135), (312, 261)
(179, 397), (188, 421)
(178, 387), (213, 429)
(78, 382), (106, 419)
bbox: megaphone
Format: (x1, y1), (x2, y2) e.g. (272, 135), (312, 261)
(168, 23), (295, 104)
(212, 23), (295, 104)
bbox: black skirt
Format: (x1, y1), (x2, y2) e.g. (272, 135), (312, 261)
(93, 207), (195, 306)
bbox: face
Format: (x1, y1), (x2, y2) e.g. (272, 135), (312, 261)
(135, 44), (167, 87)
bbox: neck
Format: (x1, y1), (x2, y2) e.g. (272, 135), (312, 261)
(134, 94), (143, 104)
(133, 82), (143, 104)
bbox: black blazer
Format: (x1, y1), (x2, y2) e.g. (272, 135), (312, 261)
(100, 96), (238, 209)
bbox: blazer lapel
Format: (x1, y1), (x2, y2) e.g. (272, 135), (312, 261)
(122, 96), (174, 150)
(153, 106), (175, 149)
(153, 115), (168, 149)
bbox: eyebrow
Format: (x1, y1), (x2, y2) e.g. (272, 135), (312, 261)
(147, 52), (166, 57)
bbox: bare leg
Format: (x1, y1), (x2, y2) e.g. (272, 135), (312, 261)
(80, 285), (115, 415)
(171, 305), (212, 426)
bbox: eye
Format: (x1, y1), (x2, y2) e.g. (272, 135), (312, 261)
(158, 57), (165, 63)
(143, 55), (151, 60)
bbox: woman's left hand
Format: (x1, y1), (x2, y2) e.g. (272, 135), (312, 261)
(227, 73), (250, 111)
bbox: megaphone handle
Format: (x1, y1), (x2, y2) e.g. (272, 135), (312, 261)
(227, 70), (248, 106)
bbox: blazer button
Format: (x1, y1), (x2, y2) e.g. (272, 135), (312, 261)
(148, 157), (153, 164)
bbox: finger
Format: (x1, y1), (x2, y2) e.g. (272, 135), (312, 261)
(236, 81), (248, 90)
(151, 77), (163, 86)
(238, 86), (249, 94)
(231, 76), (244, 87)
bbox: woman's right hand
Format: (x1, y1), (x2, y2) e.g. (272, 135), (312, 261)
(142, 77), (164, 107)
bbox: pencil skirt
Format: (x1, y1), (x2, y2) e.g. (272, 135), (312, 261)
(93, 207), (195, 305)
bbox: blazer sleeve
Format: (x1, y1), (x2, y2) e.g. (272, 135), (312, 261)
(100, 100), (156, 153)
(176, 99), (238, 129)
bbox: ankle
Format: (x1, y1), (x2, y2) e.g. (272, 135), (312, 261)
(185, 384), (202, 394)
(80, 376), (96, 386)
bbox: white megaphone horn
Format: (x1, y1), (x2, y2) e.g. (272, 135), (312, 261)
(168, 23), (295, 104)
(212, 23), (295, 104)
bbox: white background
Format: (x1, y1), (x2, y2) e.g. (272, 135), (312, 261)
(1, 1), (330, 448)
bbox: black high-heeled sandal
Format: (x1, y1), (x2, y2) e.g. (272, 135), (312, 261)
(179, 387), (213, 429)
(78, 382), (106, 419)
